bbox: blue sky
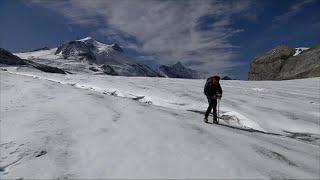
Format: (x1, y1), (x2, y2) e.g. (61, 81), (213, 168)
(0, 0), (319, 79)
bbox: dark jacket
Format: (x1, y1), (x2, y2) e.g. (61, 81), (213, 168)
(204, 79), (222, 98)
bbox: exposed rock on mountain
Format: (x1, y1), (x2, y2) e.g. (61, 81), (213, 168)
(110, 43), (123, 52)
(55, 40), (96, 61)
(157, 61), (201, 79)
(222, 76), (233, 80)
(1, 48), (66, 74)
(100, 64), (118, 75)
(248, 45), (320, 80)
(24, 60), (66, 74)
(0, 48), (26, 65)
(30, 47), (50, 52)
(15, 37), (160, 77)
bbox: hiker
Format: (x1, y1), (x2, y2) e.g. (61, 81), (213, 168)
(203, 75), (222, 124)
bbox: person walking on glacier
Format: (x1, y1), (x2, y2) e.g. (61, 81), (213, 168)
(203, 75), (222, 124)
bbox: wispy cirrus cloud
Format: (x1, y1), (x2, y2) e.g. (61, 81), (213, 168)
(27, 0), (255, 75)
(273, 0), (316, 24)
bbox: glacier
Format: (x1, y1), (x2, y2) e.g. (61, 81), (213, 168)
(0, 66), (319, 179)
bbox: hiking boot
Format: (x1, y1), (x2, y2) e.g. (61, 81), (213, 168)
(213, 119), (218, 124)
(203, 117), (208, 123)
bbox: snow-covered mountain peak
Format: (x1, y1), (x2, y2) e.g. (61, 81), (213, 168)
(14, 37), (160, 77)
(77, 37), (101, 48)
(77, 36), (95, 42)
(76, 37), (124, 53)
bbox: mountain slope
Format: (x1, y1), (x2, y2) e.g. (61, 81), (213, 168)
(157, 61), (201, 79)
(0, 48), (66, 74)
(15, 37), (160, 77)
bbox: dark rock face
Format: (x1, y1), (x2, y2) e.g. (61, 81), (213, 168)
(248, 45), (320, 80)
(131, 63), (161, 77)
(157, 61), (200, 79)
(222, 76), (233, 80)
(278, 45), (320, 79)
(30, 47), (50, 52)
(0, 48), (26, 65)
(55, 41), (95, 61)
(111, 43), (123, 52)
(100, 64), (118, 75)
(24, 60), (66, 74)
(248, 45), (295, 80)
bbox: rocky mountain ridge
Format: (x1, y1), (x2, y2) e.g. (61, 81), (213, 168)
(13, 37), (204, 79)
(157, 61), (201, 79)
(248, 45), (320, 80)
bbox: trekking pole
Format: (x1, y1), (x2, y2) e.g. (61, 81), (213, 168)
(217, 99), (220, 124)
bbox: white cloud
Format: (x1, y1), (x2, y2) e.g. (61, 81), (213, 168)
(27, 0), (254, 76)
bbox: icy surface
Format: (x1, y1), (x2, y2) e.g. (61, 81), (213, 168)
(0, 67), (319, 179)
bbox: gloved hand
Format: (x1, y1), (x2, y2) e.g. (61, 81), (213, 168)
(216, 93), (222, 99)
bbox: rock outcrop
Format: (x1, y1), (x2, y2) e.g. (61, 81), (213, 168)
(222, 76), (233, 80)
(30, 47), (50, 52)
(248, 45), (320, 80)
(24, 60), (66, 74)
(0, 48), (26, 65)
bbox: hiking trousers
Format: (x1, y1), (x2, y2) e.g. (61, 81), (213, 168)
(205, 97), (217, 121)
